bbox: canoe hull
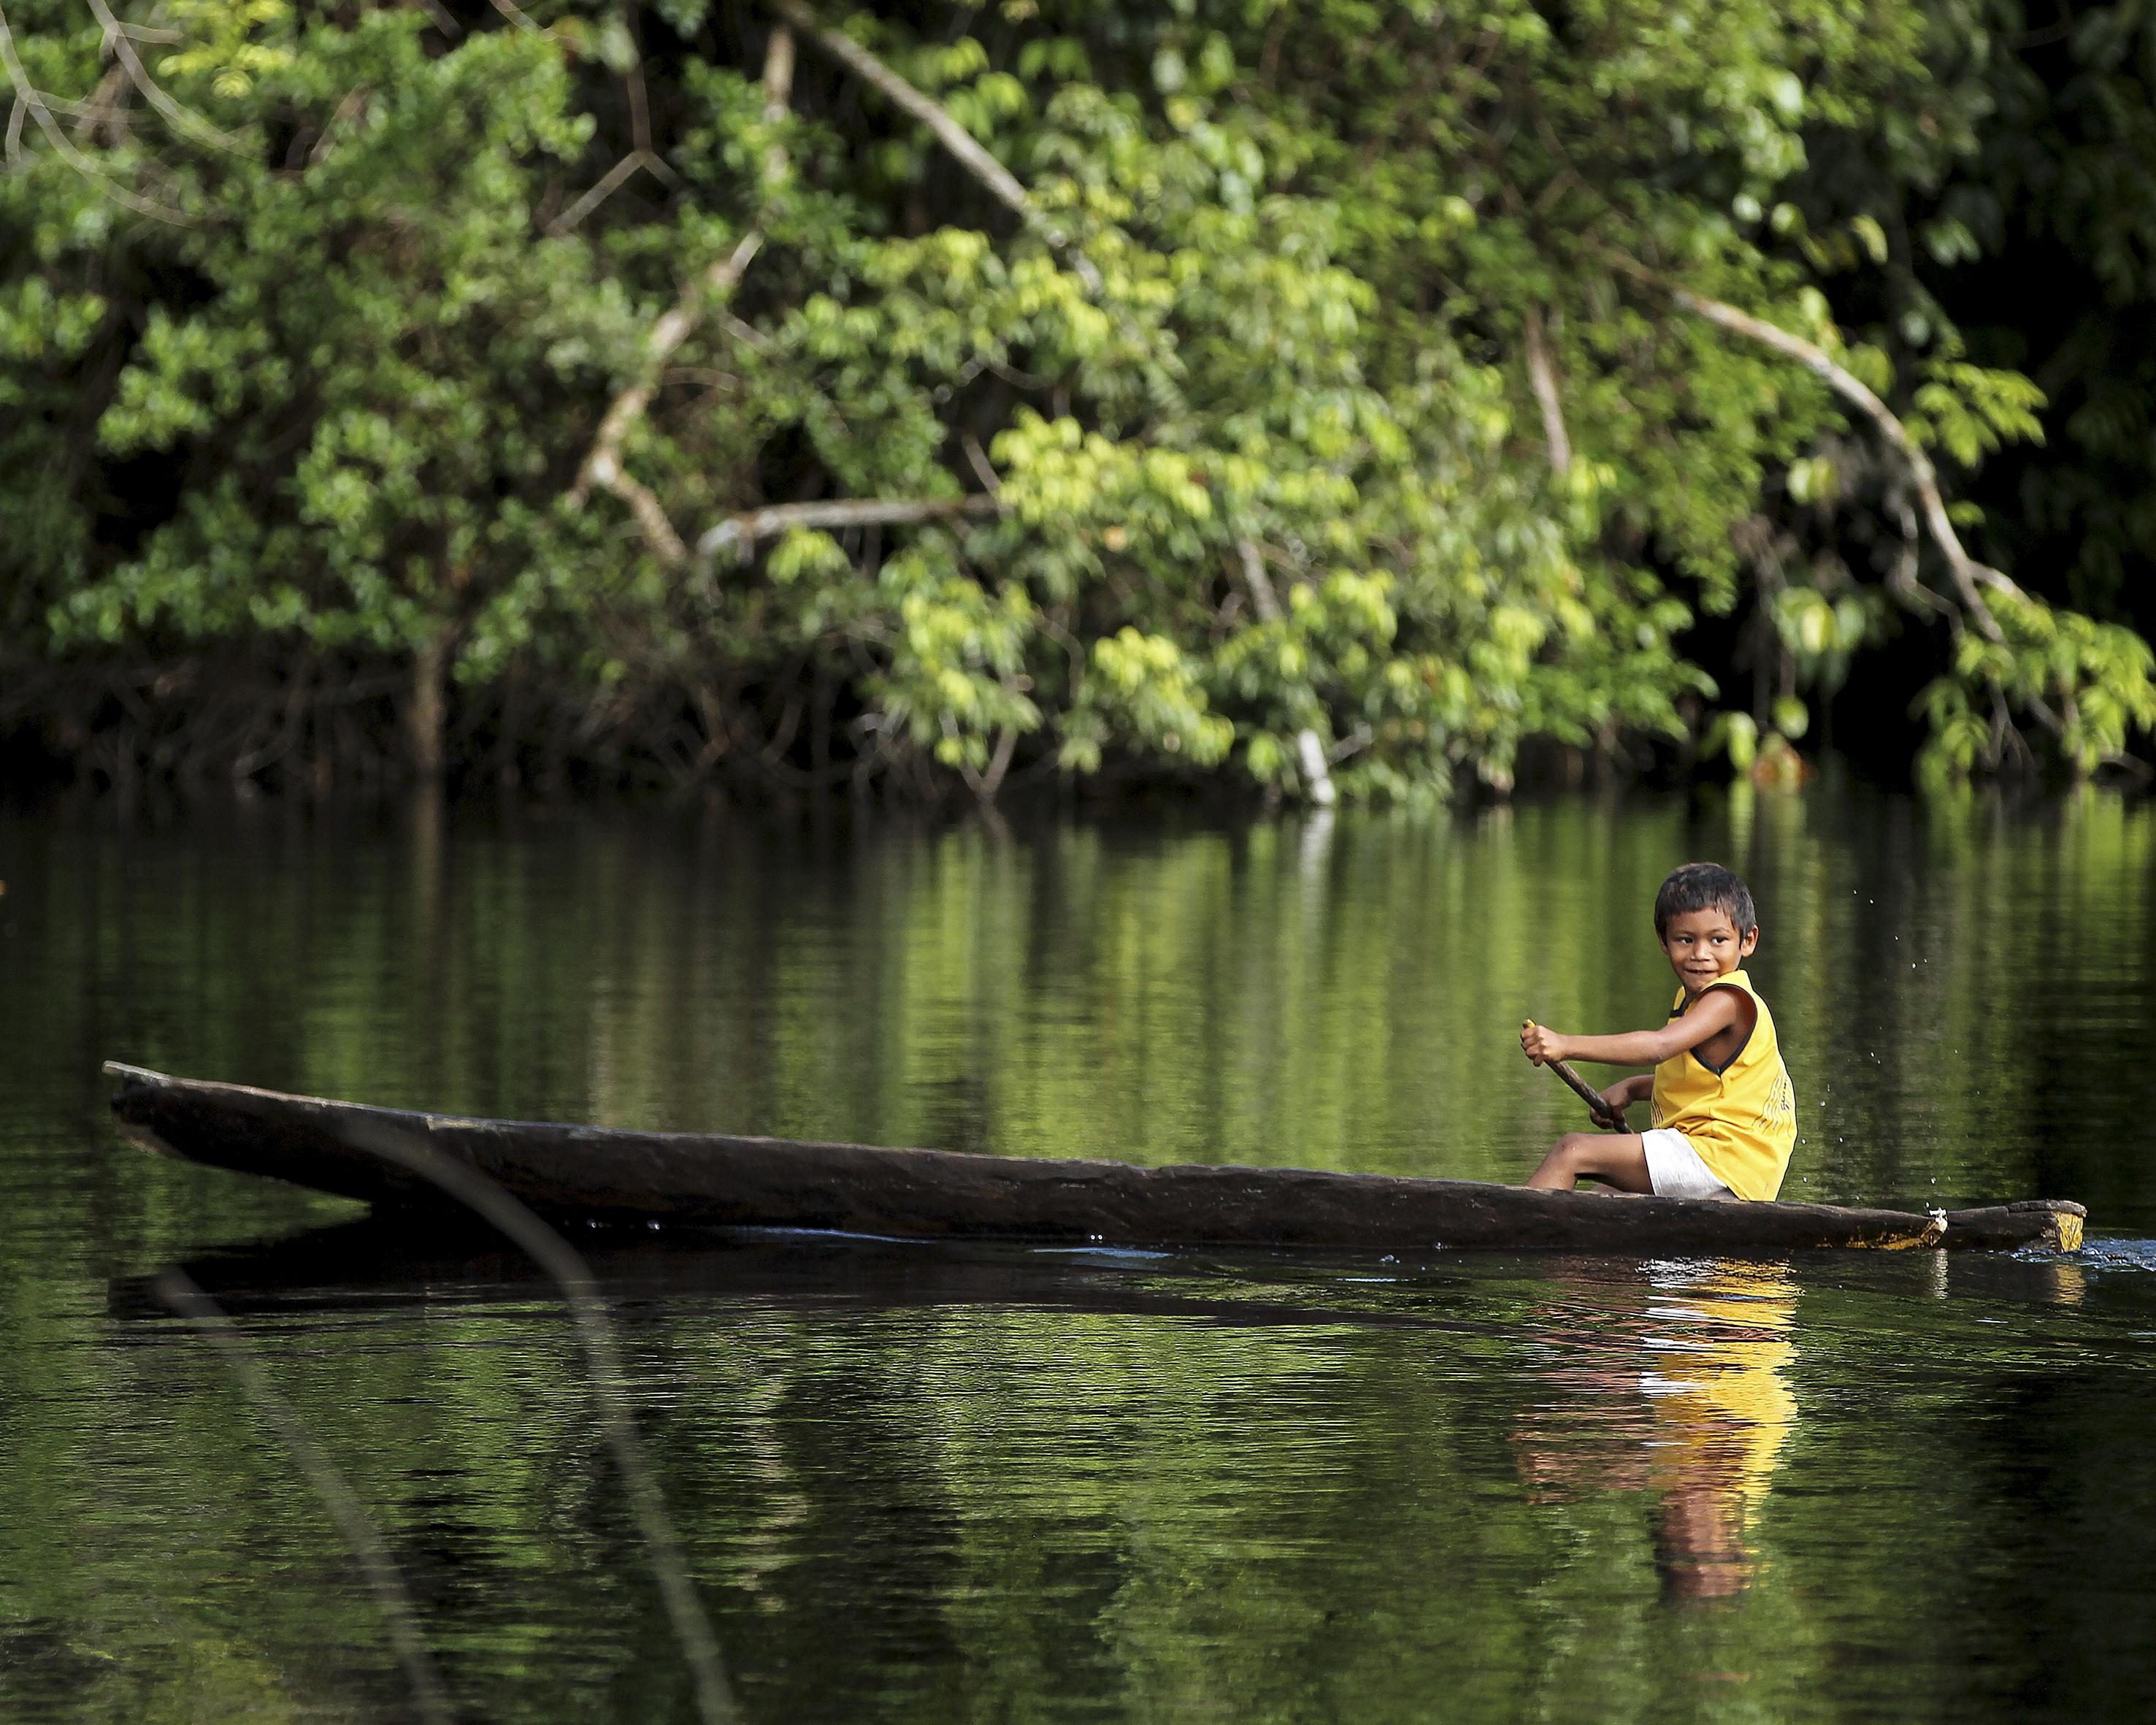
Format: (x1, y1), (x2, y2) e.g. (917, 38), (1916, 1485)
(104, 1063), (2085, 1255)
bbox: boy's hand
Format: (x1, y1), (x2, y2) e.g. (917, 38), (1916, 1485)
(1520, 1022), (1571, 1066)
(1595, 1083), (1633, 1131)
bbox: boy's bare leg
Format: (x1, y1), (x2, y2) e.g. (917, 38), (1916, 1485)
(1524, 1132), (1654, 1193)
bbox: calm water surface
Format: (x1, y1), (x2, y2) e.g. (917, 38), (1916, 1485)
(4, 784), (2155, 1722)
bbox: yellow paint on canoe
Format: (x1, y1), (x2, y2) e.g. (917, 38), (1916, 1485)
(1838, 1210), (1950, 1249)
(1865, 1219), (1948, 1250)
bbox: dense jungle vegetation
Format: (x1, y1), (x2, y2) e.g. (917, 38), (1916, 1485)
(3, 0), (2154, 802)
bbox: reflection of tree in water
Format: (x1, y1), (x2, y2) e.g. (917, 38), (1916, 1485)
(1511, 1261), (1798, 1602)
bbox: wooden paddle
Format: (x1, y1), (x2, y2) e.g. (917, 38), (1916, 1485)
(1522, 1020), (1629, 1132)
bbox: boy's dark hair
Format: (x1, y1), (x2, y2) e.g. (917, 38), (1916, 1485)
(1654, 862), (1757, 938)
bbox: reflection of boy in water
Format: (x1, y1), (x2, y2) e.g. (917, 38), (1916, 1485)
(1641, 1263), (1797, 1599)
(1509, 1262), (1798, 1602)
(1520, 862), (1797, 1198)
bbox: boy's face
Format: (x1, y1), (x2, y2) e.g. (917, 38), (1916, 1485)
(1660, 906), (1757, 993)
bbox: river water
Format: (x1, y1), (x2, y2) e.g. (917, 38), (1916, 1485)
(3, 784), (2154, 1722)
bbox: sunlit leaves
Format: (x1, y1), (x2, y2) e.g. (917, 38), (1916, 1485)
(1067, 627), (1232, 771)
(157, 0), (295, 100)
(6, 0), (2154, 796)
(1909, 361), (2047, 466)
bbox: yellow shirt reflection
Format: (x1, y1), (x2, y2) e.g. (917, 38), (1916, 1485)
(1641, 1262), (1798, 1597)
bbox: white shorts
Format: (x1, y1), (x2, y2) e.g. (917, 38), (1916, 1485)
(1641, 1128), (1735, 1200)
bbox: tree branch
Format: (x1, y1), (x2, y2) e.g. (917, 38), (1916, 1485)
(1611, 253), (2015, 643)
(72, 60), (123, 142)
(1237, 535), (1285, 625)
(960, 432), (1000, 494)
(569, 25), (795, 555)
(1613, 253), (2087, 754)
(306, 85), (370, 167)
(768, 0), (1101, 294)
(697, 494), (1001, 564)
(0, 1), (188, 222)
(759, 20), (794, 182)
(548, 148), (653, 237)
(84, 0), (244, 153)
(1522, 305), (1570, 477)
(962, 716), (1019, 802)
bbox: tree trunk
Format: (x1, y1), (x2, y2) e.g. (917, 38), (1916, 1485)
(404, 628), (450, 781)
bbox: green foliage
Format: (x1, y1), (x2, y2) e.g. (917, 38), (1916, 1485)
(1909, 359), (2047, 466)
(2, 0), (2152, 795)
(1920, 591), (2156, 783)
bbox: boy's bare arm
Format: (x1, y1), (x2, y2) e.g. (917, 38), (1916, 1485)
(1600, 1074), (1654, 1110)
(1521, 990), (1746, 1068)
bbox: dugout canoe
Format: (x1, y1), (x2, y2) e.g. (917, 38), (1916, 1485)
(104, 1063), (2087, 1255)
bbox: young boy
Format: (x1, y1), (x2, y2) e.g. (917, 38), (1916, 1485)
(1519, 862), (1796, 1199)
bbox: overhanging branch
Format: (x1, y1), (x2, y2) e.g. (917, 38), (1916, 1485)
(1611, 253), (2017, 644)
(697, 494), (1000, 564)
(768, 0), (1102, 294)
(1611, 250), (2084, 748)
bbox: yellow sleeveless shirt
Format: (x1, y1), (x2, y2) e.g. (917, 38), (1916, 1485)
(1650, 969), (1797, 1201)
